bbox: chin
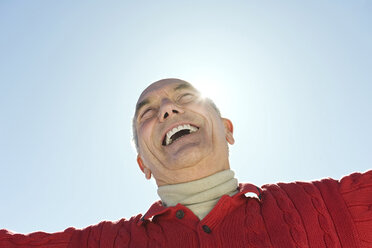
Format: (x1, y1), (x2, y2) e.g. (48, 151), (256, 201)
(165, 149), (207, 170)
(162, 139), (213, 170)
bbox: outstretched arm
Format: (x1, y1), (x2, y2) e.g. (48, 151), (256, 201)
(0, 227), (74, 248)
(0, 218), (135, 248)
(338, 170), (372, 246)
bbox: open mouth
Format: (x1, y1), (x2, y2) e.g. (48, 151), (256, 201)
(162, 124), (199, 146)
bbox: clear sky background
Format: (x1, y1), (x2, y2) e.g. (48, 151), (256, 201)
(0, 1), (371, 234)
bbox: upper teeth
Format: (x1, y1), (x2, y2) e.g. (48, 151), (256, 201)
(165, 124), (198, 146)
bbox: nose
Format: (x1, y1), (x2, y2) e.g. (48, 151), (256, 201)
(159, 98), (184, 122)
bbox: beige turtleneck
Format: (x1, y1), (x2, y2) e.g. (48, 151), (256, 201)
(157, 170), (238, 220)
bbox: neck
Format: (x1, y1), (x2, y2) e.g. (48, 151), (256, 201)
(157, 169), (238, 219)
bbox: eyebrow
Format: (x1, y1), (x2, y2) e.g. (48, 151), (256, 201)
(135, 83), (196, 117)
(174, 82), (194, 91)
(135, 98), (150, 117)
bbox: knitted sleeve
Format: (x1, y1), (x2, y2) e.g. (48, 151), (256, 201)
(0, 217), (137, 248)
(262, 170), (372, 247)
(339, 170), (372, 248)
(0, 227), (74, 248)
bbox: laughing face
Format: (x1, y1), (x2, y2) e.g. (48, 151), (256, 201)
(134, 79), (234, 185)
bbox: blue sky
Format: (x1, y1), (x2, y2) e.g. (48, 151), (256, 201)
(0, 1), (371, 233)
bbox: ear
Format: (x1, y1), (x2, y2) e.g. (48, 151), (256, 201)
(137, 155), (152, 180)
(222, 118), (235, 145)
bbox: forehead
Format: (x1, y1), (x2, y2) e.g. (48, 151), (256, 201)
(135, 79), (197, 115)
(137, 79), (193, 103)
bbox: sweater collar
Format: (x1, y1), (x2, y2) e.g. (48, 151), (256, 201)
(157, 170), (238, 219)
(139, 182), (262, 224)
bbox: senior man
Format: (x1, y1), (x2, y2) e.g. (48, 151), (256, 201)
(1, 78), (371, 247)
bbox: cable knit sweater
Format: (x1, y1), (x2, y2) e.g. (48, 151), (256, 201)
(1, 170), (371, 248)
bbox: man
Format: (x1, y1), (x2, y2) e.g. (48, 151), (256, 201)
(1, 78), (371, 247)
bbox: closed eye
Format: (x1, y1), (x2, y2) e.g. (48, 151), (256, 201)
(140, 108), (155, 120)
(177, 93), (195, 104)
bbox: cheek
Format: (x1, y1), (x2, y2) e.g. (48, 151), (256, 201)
(207, 115), (226, 139)
(138, 121), (154, 145)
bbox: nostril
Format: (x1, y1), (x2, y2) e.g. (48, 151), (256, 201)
(163, 109), (178, 119)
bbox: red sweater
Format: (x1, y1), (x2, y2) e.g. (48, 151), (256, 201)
(1, 170), (371, 248)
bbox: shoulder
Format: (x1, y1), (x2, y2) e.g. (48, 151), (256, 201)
(69, 215), (146, 247)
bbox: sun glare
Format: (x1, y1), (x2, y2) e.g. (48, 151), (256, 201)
(191, 77), (225, 112)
